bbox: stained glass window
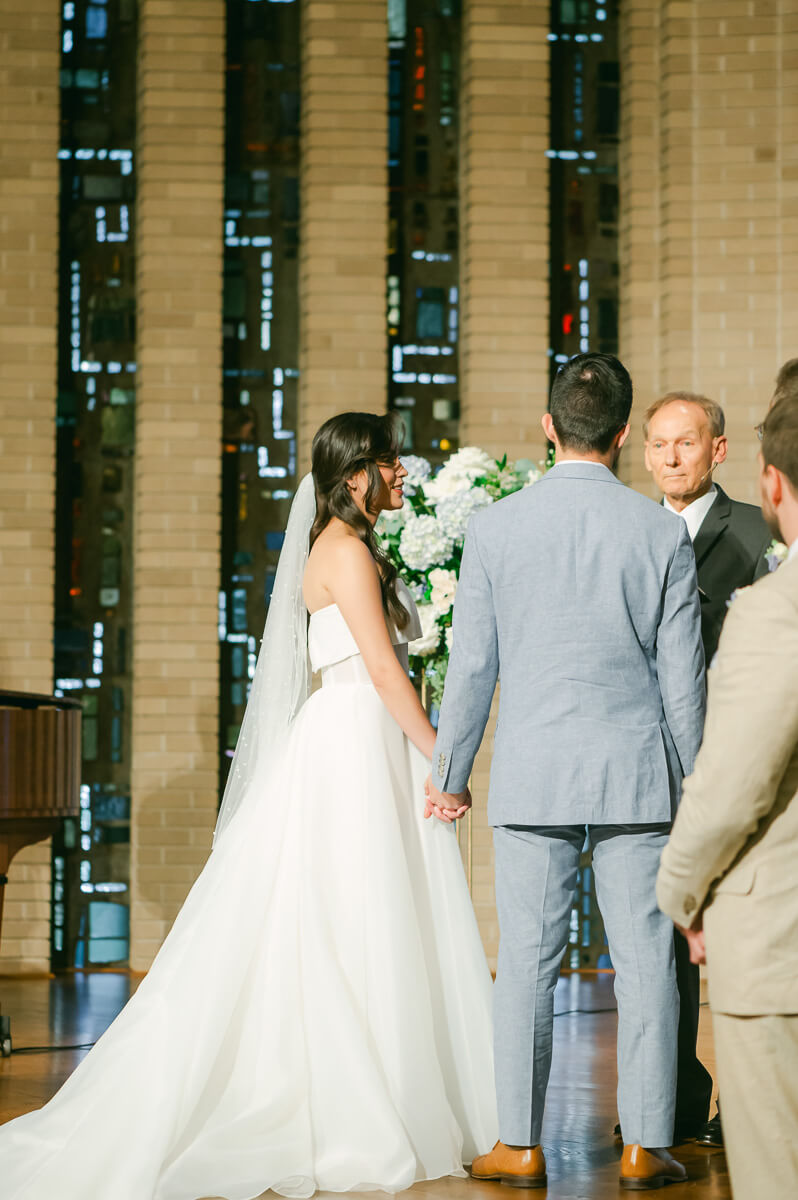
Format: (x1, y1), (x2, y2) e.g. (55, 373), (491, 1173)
(219, 0), (301, 789)
(387, 0), (461, 461)
(549, 0), (619, 967)
(52, 0), (137, 967)
(549, 0), (619, 384)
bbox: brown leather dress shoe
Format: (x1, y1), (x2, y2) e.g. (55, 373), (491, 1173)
(620, 1145), (687, 1190)
(470, 1141), (547, 1189)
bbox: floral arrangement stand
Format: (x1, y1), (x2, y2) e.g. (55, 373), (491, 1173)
(376, 446), (548, 708)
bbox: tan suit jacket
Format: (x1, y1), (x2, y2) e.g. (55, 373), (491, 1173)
(657, 552), (798, 1016)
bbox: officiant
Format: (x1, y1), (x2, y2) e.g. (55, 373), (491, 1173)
(643, 390), (771, 1149)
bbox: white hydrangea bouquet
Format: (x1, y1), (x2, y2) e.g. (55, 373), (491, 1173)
(376, 446), (547, 707)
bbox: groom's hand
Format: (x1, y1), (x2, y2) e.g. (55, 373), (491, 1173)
(675, 916), (706, 965)
(424, 776), (472, 823)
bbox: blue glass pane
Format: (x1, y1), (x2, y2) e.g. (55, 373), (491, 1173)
(87, 901), (129, 964)
(416, 299), (444, 339)
(86, 6), (108, 37)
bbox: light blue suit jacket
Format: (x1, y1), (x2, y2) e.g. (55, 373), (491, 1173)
(431, 462), (706, 826)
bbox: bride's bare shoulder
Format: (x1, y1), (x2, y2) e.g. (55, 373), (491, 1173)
(304, 525), (377, 610)
(310, 524), (373, 567)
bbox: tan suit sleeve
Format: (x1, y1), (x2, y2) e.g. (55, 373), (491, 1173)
(656, 575), (798, 927)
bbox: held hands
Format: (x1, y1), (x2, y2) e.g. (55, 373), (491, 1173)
(676, 917), (707, 965)
(424, 775), (472, 824)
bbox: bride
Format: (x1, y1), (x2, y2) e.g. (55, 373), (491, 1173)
(0, 411), (498, 1200)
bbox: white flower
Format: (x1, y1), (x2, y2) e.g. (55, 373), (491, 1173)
(445, 446), (495, 477)
(423, 469), (474, 502)
(423, 446), (495, 503)
(766, 539), (788, 572)
(409, 604), (442, 656)
(375, 505), (409, 536)
(399, 454), (431, 498)
(428, 567), (458, 615)
(398, 513), (454, 572)
(445, 625), (454, 653)
(524, 466), (543, 487)
(435, 485), (492, 541)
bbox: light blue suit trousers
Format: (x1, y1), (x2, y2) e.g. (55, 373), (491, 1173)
(493, 823), (678, 1148)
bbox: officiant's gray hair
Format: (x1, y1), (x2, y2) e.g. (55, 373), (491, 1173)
(643, 391), (725, 441)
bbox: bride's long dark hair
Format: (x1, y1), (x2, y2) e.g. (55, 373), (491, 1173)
(310, 411), (409, 631)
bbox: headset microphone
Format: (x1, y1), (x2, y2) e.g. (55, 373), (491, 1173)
(697, 460), (718, 486)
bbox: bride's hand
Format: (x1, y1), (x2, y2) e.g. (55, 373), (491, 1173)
(424, 777), (472, 823)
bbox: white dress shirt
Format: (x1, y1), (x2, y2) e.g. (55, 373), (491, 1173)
(547, 459), (610, 470)
(788, 537), (798, 562)
(663, 485), (718, 543)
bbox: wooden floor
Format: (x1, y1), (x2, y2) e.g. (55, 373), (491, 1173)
(0, 971), (730, 1199)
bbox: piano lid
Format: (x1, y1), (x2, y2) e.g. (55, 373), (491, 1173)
(0, 689), (82, 711)
(0, 691), (81, 819)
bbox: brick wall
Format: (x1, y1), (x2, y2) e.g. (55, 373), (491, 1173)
(617, 0), (661, 493)
(619, 0), (798, 503)
(459, 3), (550, 464)
(297, 0), (388, 471)
(0, 2), (60, 975)
(458, 4), (550, 967)
(129, 0), (225, 971)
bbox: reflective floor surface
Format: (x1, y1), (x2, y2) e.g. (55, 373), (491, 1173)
(0, 971), (730, 1198)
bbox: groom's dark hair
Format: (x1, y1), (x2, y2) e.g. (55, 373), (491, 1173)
(762, 393), (798, 492)
(549, 353), (633, 453)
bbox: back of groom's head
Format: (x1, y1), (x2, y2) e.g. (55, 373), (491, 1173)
(762, 393), (798, 493)
(549, 353), (633, 454)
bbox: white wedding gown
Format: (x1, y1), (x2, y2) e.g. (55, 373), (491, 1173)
(0, 581), (498, 1200)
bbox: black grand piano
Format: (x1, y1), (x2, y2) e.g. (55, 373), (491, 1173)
(0, 689), (81, 1055)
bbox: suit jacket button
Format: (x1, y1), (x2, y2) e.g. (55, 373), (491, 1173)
(683, 895), (696, 915)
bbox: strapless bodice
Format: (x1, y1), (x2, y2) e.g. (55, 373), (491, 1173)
(308, 577), (422, 681)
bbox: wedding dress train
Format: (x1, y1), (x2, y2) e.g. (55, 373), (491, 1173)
(0, 580), (497, 1199)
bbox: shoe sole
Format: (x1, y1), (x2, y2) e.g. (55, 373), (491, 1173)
(619, 1175), (685, 1191)
(469, 1171), (547, 1189)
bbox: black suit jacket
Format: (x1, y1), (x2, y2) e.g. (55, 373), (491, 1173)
(689, 485), (771, 664)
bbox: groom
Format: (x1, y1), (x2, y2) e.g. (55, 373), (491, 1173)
(427, 354), (706, 1190)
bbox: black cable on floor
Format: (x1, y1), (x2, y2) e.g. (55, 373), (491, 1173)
(10, 1043), (95, 1055)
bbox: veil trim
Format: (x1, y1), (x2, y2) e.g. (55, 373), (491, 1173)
(213, 473), (316, 847)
